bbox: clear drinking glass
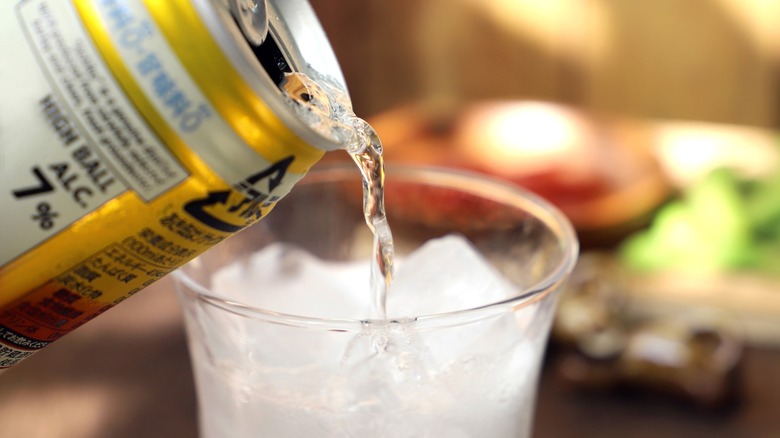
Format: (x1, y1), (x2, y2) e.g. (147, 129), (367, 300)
(173, 163), (578, 438)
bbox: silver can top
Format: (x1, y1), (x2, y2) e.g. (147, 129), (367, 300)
(202, 0), (350, 151)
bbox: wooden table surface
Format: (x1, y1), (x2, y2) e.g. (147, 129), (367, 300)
(2, 278), (778, 437)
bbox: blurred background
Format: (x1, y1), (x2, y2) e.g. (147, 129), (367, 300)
(311, 1), (780, 436)
(4, 1), (780, 436)
(317, 0), (780, 125)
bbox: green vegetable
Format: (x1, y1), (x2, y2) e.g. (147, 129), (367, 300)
(620, 167), (772, 273)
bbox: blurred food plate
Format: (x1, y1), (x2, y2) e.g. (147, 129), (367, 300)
(369, 101), (672, 246)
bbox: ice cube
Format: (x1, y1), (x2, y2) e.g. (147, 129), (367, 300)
(207, 243), (372, 370)
(211, 242), (371, 319)
(197, 244), (367, 383)
(197, 236), (542, 437)
(386, 235), (535, 384)
(387, 234), (518, 318)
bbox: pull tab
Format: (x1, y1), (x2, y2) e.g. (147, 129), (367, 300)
(229, 0), (269, 46)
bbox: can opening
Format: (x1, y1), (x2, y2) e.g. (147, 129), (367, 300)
(251, 34), (292, 86)
(213, 0), (350, 150)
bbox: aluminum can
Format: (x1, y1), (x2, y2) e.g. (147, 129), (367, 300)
(0, 0), (346, 367)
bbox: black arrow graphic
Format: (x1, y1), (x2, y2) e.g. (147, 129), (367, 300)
(183, 190), (244, 233)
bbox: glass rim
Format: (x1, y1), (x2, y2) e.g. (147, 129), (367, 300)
(173, 163), (579, 331)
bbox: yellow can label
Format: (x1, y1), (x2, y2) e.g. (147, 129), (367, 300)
(0, 0), (325, 367)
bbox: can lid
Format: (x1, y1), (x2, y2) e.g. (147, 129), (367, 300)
(228, 0), (270, 46)
(205, 0), (350, 151)
(266, 0), (348, 94)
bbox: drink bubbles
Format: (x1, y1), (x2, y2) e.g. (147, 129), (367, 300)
(195, 234), (541, 437)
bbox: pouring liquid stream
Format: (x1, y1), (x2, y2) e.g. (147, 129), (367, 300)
(281, 72), (395, 320)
